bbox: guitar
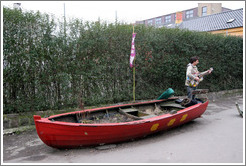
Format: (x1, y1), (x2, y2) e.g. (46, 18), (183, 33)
(189, 67), (213, 87)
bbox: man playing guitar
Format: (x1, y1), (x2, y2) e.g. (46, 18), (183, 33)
(185, 56), (213, 99)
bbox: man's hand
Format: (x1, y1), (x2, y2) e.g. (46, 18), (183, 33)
(208, 68), (213, 74)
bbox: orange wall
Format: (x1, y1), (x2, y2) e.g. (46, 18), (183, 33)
(210, 27), (243, 37)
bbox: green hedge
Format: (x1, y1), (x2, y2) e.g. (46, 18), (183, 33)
(3, 8), (243, 113)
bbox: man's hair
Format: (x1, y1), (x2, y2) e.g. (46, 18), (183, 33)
(190, 56), (199, 64)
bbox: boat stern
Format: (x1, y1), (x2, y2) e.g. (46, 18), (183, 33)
(33, 115), (41, 121)
(33, 115), (42, 130)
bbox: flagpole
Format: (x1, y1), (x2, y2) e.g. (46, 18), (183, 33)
(133, 25), (135, 102)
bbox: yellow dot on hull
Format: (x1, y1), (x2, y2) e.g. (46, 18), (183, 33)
(167, 118), (176, 126)
(151, 123), (159, 131)
(180, 114), (188, 122)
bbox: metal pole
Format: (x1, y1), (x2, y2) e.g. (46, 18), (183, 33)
(115, 10), (118, 23)
(63, 3), (66, 39)
(133, 64), (135, 102)
(133, 25), (135, 102)
(64, 3), (66, 26)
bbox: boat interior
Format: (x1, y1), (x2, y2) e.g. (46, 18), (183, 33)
(49, 91), (208, 124)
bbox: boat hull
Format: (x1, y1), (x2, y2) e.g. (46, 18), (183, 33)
(34, 99), (209, 148)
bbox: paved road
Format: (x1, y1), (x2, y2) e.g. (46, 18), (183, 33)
(2, 95), (244, 164)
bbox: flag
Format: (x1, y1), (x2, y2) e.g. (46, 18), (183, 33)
(130, 33), (136, 68)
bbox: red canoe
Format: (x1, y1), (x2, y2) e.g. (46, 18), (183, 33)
(33, 96), (209, 149)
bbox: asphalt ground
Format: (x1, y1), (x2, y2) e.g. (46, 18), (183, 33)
(2, 95), (244, 164)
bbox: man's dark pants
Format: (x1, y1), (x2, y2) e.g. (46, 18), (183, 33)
(187, 86), (197, 99)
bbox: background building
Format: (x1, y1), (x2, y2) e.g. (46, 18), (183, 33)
(136, 3), (231, 28)
(135, 3), (243, 37)
(178, 8), (243, 37)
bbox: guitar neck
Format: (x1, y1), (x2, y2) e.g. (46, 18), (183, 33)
(199, 68), (213, 77)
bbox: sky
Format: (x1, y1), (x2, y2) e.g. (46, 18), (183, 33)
(2, 1), (245, 24)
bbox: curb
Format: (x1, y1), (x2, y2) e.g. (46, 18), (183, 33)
(3, 125), (36, 135)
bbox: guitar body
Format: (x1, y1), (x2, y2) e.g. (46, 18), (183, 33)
(189, 77), (203, 87)
(189, 68), (213, 87)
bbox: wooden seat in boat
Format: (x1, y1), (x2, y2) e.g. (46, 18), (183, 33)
(141, 114), (157, 119)
(120, 108), (138, 113)
(160, 103), (185, 109)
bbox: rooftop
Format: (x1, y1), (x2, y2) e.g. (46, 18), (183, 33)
(176, 8), (243, 32)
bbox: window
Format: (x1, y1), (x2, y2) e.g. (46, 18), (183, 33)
(165, 15), (171, 23)
(202, 6), (207, 16)
(186, 10), (193, 19)
(148, 19), (153, 25)
(155, 17), (162, 25)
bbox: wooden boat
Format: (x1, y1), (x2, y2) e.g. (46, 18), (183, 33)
(33, 90), (209, 149)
